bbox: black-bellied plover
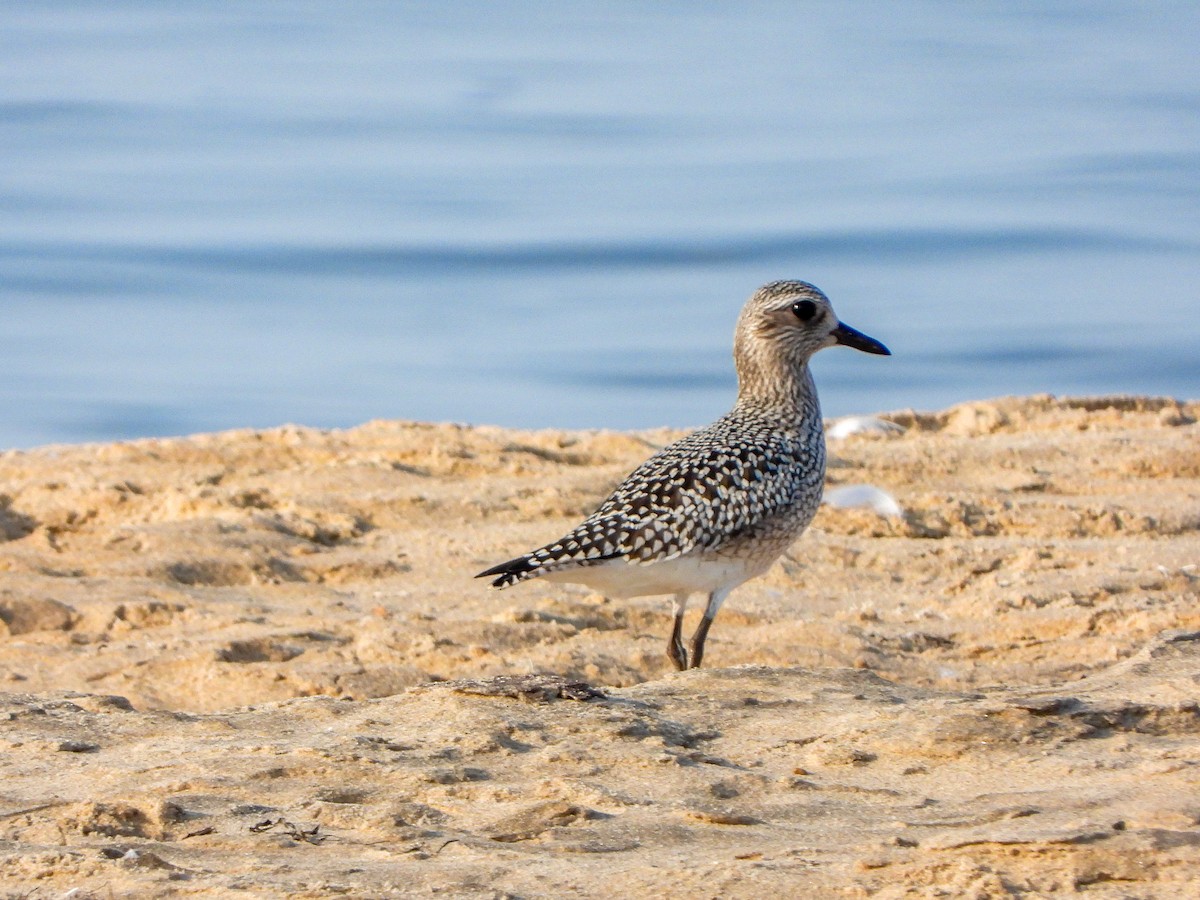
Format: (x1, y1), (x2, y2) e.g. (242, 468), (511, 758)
(478, 280), (890, 670)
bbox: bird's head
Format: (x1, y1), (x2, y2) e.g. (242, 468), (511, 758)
(733, 280), (889, 398)
(737, 280), (890, 360)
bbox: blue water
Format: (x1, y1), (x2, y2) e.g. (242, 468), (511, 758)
(2, 2), (1198, 449)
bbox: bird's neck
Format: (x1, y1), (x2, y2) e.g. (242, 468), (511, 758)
(733, 348), (822, 426)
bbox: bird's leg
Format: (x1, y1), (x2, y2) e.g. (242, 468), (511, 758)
(689, 616), (712, 669)
(666, 593), (689, 671)
(668, 613), (687, 671)
(689, 588), (730, 669)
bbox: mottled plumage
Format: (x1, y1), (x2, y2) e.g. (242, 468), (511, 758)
(478, 280), (889, 670)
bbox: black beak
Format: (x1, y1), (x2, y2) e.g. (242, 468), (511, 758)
(832, 321), (890, 355)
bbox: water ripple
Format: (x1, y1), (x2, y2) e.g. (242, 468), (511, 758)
(1, 227), (1190, 280)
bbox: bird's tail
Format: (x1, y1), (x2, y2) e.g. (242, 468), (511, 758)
(475, 554), (543, 589)
(477, 540), (624, 589)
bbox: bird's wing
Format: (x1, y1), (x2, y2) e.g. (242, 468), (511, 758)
(586, 420), (821, 564)
(478, 418), (822, 588)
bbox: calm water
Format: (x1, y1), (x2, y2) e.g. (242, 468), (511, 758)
(2, 3), (1198, 449)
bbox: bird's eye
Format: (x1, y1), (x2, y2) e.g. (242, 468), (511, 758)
(792, 299), (818, 322)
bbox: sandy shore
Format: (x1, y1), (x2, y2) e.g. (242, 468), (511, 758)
(1, 394), (1197, 897)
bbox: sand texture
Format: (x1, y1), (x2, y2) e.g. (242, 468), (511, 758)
(0, 394), (1198, 897)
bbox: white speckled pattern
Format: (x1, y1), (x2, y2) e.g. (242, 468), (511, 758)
(478, 280), (889, 669)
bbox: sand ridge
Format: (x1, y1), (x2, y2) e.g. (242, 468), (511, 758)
(0, 394), (1197, 896)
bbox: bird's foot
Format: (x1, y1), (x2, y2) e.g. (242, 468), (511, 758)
(688, 615), (713, 669)
(667, 637), (688, 671)
(667, 612), (688, 671)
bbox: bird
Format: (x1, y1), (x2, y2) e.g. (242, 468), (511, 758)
(477, 280), (890, 671)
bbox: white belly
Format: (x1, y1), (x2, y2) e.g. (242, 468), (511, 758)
(541, 551), (768, 599)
